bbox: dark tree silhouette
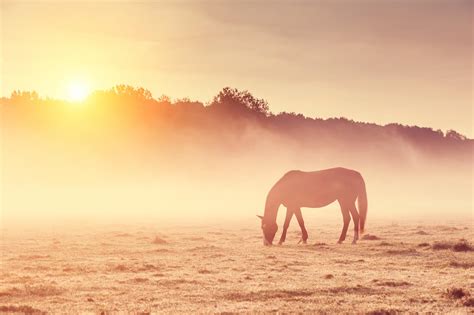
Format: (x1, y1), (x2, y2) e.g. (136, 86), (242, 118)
(1, 84), (471, 165)
(10, 90), (39, 102)
(446, 129), (467, 141)
(210, 87), (270, 116)
(110, 85), (153, 100)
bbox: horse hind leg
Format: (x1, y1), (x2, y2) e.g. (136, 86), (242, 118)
(294, 208), (308, 244)
(338, 206), (351, 244)
(348, 204), (360, 244)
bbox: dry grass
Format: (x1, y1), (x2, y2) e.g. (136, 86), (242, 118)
(1, 221), (472, 313)
(374, 280), (411, 287)
(361, 234), (381, 240)
(0, 305), (45, 314)
(111, 264), (129, 272)
(325, 285), (379, 295)
(446, 287), (469, 299)
(312, 242), (327, 246)
(449, 261), (474, 269)
(0, 287), (23, 297)
(224, 289), (313, 302)
(414, 230), (429, 235)
(452, 239), (473, 252)
(385, 248), (418, 255)
(463, 298), (474, 307)
(0, 285), (63, 298)
(151, 236), (167, 244)
(24, 285), (63, 297)
(433, 239), (473, 252)
(366, 309), (399, 315)
(417, 242), (430, 247)
(432, 241), (452, 250)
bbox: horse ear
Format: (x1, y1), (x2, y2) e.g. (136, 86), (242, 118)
(256, 215), (263, 220)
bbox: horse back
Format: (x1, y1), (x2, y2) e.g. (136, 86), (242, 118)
(273, 168), (363, 208)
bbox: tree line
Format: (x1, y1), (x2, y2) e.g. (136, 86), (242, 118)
(1, 85), (471, 165)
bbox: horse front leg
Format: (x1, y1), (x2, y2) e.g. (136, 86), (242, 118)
(338, 207), (351, 244)
(278, 208), (294, 245)
(294, 208), (308, 244)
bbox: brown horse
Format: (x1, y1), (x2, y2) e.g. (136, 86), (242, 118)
(257, 167), (367, 245)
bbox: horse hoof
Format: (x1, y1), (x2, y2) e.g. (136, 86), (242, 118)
(278, 242), (283, 246)
(337, 240), (343, 244)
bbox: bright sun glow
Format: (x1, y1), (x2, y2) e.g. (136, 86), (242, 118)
(67, 81), (90, 102)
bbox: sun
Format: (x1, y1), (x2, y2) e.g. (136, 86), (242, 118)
(67, 81), (90, 102)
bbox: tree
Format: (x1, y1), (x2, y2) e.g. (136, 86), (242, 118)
(11, 90), (39, 102)
(446, 129), (467, 141)
(110, 85), (153, 100)
(157, 94), (171, 104)
(210, 87), (270, 116)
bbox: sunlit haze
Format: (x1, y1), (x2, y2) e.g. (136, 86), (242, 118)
(0, 1), (473, 313)
(1, 0), (472, 137)
(67, 80), (90, 102)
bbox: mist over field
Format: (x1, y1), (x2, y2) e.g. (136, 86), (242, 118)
(1, 88), (473, 313)
(2, 0), (473, 312)
(1, 87), (472, 228)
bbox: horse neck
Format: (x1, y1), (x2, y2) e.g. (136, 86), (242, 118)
(263, 193), (279, 224)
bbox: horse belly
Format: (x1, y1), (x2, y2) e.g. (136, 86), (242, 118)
(283, 190), (337, 209)
(301, 196), (337, 208)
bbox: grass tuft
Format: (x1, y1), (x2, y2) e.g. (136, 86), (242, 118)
(463, 297), (474, 307)
(152, 236), (167, 244)
(366, 309), (399, 315)
(361, 234), (380, 240)
(446, 287), (469, 299)
(0, 305), (44, 314)
(433, 239), (473, 252)
(449, 261), (474, 269)
(453, 239), (473, 252)
(414, 230), (429, 235)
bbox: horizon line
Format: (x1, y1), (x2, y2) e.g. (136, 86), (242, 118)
(2, 85), (472, 140)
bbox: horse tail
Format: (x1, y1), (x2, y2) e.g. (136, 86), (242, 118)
(357, 175), (368, 234)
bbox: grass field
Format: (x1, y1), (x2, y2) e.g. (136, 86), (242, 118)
(1, 219), (473, 314)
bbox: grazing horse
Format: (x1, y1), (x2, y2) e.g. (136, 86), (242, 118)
(257, 167), (367, 246)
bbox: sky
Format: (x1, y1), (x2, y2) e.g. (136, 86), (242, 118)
(1, 0), (472, 137)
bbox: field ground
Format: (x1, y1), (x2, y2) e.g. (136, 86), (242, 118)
(1, 220), (473, 314)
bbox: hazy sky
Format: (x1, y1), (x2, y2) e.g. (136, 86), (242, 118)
(1, 0), (472, 136)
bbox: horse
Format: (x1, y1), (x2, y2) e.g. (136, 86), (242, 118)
(257, 167), (367, 246)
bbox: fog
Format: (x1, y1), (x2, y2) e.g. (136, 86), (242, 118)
(1, 91), (472, 230)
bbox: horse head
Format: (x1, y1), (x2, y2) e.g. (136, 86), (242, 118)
(257, 215), (278, 246)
